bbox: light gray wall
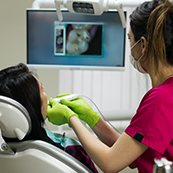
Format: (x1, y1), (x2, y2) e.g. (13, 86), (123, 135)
(0, 0), (60, 99)
(0, 0), (33, 68)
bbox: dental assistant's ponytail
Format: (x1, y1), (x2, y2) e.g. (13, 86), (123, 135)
(147, 0), (173, 74)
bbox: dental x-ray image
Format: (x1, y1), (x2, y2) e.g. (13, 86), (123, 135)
(54, 22), (103, 56)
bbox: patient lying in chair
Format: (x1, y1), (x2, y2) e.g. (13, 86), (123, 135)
(0, 63), (98, 173)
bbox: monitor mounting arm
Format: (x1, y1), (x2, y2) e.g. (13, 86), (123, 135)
(55, 0), (126, 28)
(32, 0), (127, 28)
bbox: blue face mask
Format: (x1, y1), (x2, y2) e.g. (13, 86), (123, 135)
(129, 39), (147, 74)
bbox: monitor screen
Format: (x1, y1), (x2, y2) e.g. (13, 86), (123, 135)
(26, 9), (126, 70)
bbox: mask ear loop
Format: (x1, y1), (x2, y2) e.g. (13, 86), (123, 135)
(136, 53), (144, 62)
(130, 39), (141, 50)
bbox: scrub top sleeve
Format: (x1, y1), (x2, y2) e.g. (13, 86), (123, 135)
(125, 87), (173, 154)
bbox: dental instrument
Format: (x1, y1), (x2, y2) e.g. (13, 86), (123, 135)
(51, 93), (122, 134)
(54, 94), (80, 102)
(48, 94), (80, 104)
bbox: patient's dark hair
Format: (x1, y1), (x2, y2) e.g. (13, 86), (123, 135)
(0, 63), (63, 150)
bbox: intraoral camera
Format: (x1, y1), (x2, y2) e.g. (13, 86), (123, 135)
(55, 0), (126, 28)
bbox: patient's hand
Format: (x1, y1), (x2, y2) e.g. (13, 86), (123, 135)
(47, 98), (78, 127)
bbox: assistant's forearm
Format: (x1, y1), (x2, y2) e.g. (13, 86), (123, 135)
(92, 118), (120, 147)
(69, 116), (140, 173)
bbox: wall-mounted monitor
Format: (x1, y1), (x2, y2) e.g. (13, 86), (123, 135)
(26, 9), (126, 70)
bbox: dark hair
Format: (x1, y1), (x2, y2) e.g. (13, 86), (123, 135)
(130, 0), (173, 74)
(0, 63), (63, 150)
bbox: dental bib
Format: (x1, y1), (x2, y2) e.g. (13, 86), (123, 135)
(44, 128), (81, 148)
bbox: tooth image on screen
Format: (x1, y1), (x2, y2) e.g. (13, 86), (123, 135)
(66, 29), (91, 55)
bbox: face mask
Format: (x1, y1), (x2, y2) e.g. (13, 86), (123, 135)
(129, 39), (147, 74)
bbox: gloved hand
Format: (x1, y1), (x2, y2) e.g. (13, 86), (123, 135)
(47, 97), (79, 127)
(56, 94), (100, 128)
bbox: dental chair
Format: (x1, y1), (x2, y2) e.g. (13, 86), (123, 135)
(0, 96), (92, 173)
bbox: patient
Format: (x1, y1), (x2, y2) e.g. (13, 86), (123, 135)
(0, 63), (98, 173)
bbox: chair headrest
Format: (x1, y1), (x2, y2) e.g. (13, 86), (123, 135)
(0, 96), (31, 140)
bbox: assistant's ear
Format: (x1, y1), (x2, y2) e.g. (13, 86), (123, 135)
(141, 36), (147, 54)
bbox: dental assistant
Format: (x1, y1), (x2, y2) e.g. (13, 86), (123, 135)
(47, 0), (173, 172)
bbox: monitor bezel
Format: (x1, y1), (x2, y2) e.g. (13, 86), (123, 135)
(26, 8), (126, 71)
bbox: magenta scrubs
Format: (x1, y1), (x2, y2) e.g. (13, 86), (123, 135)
(125, 77), (173, 173)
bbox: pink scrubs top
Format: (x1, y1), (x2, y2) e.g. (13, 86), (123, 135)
(125, 77), (173, 173)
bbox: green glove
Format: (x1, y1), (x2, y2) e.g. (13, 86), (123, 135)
(47, 97), (78, 127)
(57, 94), (100, 128)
